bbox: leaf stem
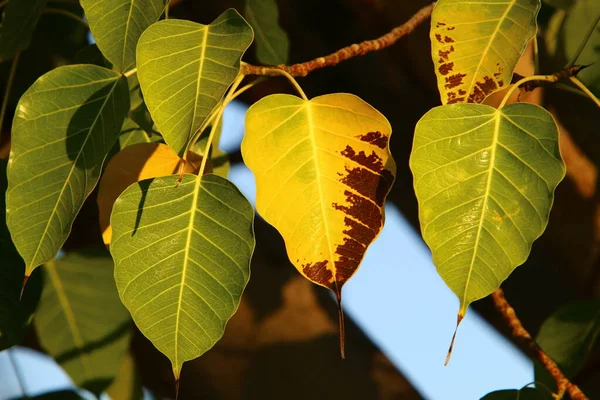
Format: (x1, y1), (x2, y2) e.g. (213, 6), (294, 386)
(242, 62), (308, 100)
(229, 76), (268, 99)
(569, 77), (600, 108)
(42, 8), (88, 28)
(565, 12), (600, 69)
(0, 53), (19, 146)
(8, 348), (27, 398)
(499, 75), (557, 108)
(492, 289), (589, 400)
(124, 68), (137, 78)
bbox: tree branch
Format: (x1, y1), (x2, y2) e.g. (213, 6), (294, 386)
(241, 3), (434, 77)
(492, 289), (589, 400)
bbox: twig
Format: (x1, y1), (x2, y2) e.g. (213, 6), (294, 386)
(0, 53), (19, 145)
(492, 289), (589, 400)
(241, 3), (434, 77)
(569, 77), (600, 109)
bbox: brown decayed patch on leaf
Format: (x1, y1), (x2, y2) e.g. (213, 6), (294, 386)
(459, 89), (466, 95)
(340, 145), (383, 173)
(444, 36), (454, 43)
(445, 73), (466, 89)
(447, 26), (455, 31)
(358, 131), (388, 149)
(435, 33), (443, 43)
(468, 76), (498, 103)
(438, 46), (454, 61)
(439, 62), (454, 76)
(436, 22), (446, 27)
(446, 91), (465, 104)
(302, 260), (333, 288)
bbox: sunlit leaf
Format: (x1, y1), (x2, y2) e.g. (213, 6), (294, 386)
(110, 174), (255, 378)
(242, 93), (395, 298)
(244, 0), (290, 65)
(98, 142), (203, 245)
(410, 103), (565, 316)
(431, 0), (539, 104)
(0, 160), (42, 350)
(6, 65), (129, 275)
(81, 0), (166, 73)
(34, 248), (132, 395)
(481, 388), (546, 399)
(0, 0), (47, 61)
(106, 352), (144, 400)
(534, 300), (600, 392)
(136, 9), (253, 157)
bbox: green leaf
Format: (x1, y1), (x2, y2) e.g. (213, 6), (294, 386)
(81, 0), (166, 73)
(6, 65), (129, 275)
(0, 0), (47, 61)
(106, 352), (144, 400)
(110, 173), (255, 378)
(136, 9), (253, 157)
(34, 248), (133, 395)
(480, 388), (546, 399)
(535, 300), (600, 386)
(244, 0), (290, 65)
(561, 0), (600, 95)
(119, 118), (152, 149)
(410, 103), (565, 316)
(431, 0), (540, 104)
(0, 160), (43, 350)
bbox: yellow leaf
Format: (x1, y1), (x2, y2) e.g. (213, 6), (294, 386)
(97, 143), (205, 245)
(242, 93), (395, 298)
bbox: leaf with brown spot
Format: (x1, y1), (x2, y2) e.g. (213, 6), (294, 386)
(241, 93), (395, 356)
(430, 0), (540, 104)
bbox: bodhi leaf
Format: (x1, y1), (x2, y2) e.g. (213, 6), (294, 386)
(244, 0), (290, 65)
(242, 93), (395, 351)
(97, 142), (204, 245)
(34, 248), (133, 395)
(136, 9), (253, 157)
(431, 0), (539, 104)
(534, 300), (600, 393)
(0, 0), (47, 61)
(81, 0), (166, 73)
(410, 103), (565, 320)
(0, 160), (43, 350)
(6, 65), (129, 275)
(110, 173), (255, 379)
(480, 388), (546, 400)
(119, 118), (152, 149)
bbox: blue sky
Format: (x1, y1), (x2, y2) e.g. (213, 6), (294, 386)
(0, 101), (533, 400)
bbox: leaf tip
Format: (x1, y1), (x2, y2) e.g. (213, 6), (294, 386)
(20, 275), (30, 301)
(175, 379), (180, 400)
(335, 287), (346, 359)
(444, 312), (464, 366)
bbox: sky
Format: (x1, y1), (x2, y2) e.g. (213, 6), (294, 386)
(0, 101), (533, 400)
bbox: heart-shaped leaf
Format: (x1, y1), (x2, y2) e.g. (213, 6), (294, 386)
(480, 388), (546, 400)
(431, 0), (540, 104)
(81, 0), (166, 73)
(136, 10), (253, 157)
(410, 103), (565, 317)
(6, 65), (129, 275)
(0, 0), (47, 61)
(244, 0), (290, 65)
(34, 248), (133, 395)
(110, 174), (255, 378)
(242, 93), (395, 303)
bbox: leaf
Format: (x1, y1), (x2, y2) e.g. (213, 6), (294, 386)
(242, 93), (395, 298)
(81, 0), (166, 73)
(244, 0), (290, 65)
(542, 0), (574, 9)
(110, 173), (255, 378)
(34, 248), (133, 395)
(136, 9), (253, 157)
(0, 160), (43, 350)
(97, 142), (204, 245)
(106, 352), (144, 400)
(480, 388), (546, 400)
(119, 118), (152, 149)
(410, 103), (565, 316)
(6, 65), (129, 275)
(192, 119), (230, 178)
(0, 0), (47, 61)
(431, 0), (540, 104)
(561, 0), (600, 95)
(535, 300), (600, 387)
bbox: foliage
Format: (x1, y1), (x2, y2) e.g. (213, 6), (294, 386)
(0, 0), (598, 398)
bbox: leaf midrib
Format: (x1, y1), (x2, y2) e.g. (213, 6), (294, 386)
(464, 0), (517, 101)
(28, 76), (121, 272)
(461, 111), (500, 314)
(187, 26), (210, 155)
(46, 260), (92, 380)
(121, 0), (136, 71)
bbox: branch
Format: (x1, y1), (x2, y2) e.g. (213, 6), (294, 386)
(492, 289), (589, 400)
(241, 3), (434, 77)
